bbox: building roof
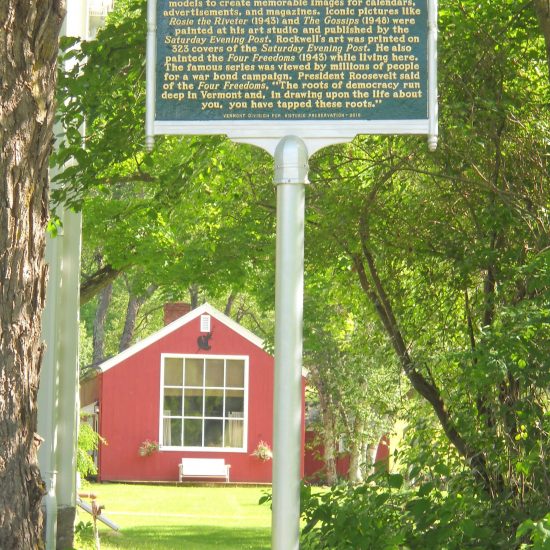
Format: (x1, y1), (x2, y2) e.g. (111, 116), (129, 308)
(97, 302), (265, 373)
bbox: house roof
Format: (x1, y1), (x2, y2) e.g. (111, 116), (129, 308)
(97, 302), (265, 373)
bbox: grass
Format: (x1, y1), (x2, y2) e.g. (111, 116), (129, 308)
(78, 483), (272, 549)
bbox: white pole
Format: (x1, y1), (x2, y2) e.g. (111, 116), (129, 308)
(55, 208), (82, 511)
(272, 136), (309, 550)
(38, 2), (87, 547)
(428, 0), (439, 151)
(145, 0), (157, 151)
(37, 229), (61, 549)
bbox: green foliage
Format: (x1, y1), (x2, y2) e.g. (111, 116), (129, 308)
(77, 418), (104, 478)
(303, 274), (404, 482)
(517, 513), (550, 549)
(301, 400), (550, 549)
(74, 520), (96, 550)
(300, 0), (550, 545)
(79, 320), (94, 368)
(54, 0), (278, 356)
(300, 475), (500, 550)
(301, 438), (503, 550)
(300, 475), (404, 550)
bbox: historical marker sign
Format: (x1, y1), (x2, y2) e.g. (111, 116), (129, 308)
(146, 0), (437, 150)
(145, 4), (437, 549)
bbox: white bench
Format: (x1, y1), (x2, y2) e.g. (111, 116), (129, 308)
(178, 458), (231, 482)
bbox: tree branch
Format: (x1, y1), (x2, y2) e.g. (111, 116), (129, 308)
(80, 264), (122, 305)
(351, 247), (494, 494)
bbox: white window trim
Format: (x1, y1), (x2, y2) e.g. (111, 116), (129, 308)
(159, 353), (249, 453)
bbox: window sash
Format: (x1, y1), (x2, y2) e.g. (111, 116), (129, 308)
(160, 355), (248, 451)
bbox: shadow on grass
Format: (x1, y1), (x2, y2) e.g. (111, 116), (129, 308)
(100, 524), (270, 550)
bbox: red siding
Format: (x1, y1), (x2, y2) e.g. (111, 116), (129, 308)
(97, 312), (300, 483)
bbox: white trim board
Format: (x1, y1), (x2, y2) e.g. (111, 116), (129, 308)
(97, 303), (265, 373)
(153, 119), (433, 155)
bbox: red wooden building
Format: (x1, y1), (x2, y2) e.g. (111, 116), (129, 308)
(84, 303), (304, 483)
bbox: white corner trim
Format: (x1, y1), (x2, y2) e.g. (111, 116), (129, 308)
(97, 303), (265, 373)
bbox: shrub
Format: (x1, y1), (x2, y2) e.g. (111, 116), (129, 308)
(77, 418), (105, 479)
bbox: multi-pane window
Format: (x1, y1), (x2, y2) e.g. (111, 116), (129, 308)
(161, 356), (247, 450)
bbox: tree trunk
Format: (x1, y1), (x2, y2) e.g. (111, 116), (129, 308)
(347, 418), (365, 484)
(320, 399), (338, 485)
(365, 442), (379, 477)
(0, 1), (65, 547)
(533, 0), (550, 80)
(119, 294), (140, 352)
(189, 284), (200, 309)
(92, 283), (113, 364)
(308, 366), (338, 485)
(224, 291), (236, 317)
(119, 285), (156, 352)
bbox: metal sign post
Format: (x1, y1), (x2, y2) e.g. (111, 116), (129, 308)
(145, 1), (438, 547)
(272, 136), (309, 550)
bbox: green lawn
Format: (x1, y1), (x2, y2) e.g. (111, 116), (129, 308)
(78, 483), (272, 549)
